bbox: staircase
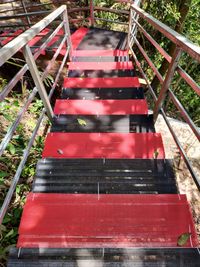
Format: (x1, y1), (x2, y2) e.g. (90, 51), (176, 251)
(7, 27), (200, 266)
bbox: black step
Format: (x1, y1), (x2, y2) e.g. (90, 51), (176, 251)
(32, 159), (178, 194)
(77, 27), (127, 50)
(68, 69), (135, 78)
(61, 87), (144, 99)
(51, 114), (155, 133)
(8, 248), (200, 266)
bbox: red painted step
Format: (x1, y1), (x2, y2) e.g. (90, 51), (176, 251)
(54, 99), (148, 115)
(0, 27), (88, 56)
(63, 77), (141, 88)
(53, 27), (89, 56)
(71, 27), (89, 50)
(72, 49), (128, 57)
(68, 61), (133, 70)
(28, 28), (52, 47)
(42, 133), (165, 159)
(55, 27), (89, 56)
(1, 28), (51, 47)
(1, 29), (23, 46)
(17, 193), (198, 248)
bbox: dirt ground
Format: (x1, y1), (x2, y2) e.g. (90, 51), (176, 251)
(155, 115), (200, 242)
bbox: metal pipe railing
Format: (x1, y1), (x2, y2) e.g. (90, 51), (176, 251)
(20, 0), (31, 28)
(0, 22), (64, 101)
(0, 1), (131, 31)
(0, 6), (68, 66)
(0, 10), (51, 20)
(131, 5), (200, 62)
(88, 0), (130, 28)
(0, 5), (71, 224)
(153, 47), (182, 120)
(128, 3), (200, 190)
(133, 36), (164, 84)
(0, 109), (46, 225)
(23, 44), (54, 121)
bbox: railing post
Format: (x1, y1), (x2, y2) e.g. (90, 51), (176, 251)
(128, 8), (134, 48)
(90, 0), (95, 27)
(62, 8), (72, 58)
(128, 1), (141, 48)
(21, 0), (31, 28)
(153, 46), (182, 121)
(22, 45), (54, 123)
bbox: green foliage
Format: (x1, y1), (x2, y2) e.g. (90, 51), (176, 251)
(183, 0), (200, 44)
(0, 91), (47, 266)
(143, 0), (181, 26)
(0, 77), (7, 93)
(29, 99), (43, 114)
(136, 0), (200, 126)
(94, 0), (129, 31)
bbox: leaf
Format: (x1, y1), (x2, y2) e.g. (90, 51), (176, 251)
(14, 208), (22, 219)
(8, 143), (16, 155)
(177, 233), (191, 246)
(2, 215), (12, 224)
(0, 224), (7, 232)
(153, 149), (159, 159)
(0, 171), (8, 178)
(77, 118), (87, 126)
(57, 149), (63, 155)
(4, 229), (14, 239)
(13, 100), (19, 107)
(3, 113), (13, 121)
(16, 185), (21, 194)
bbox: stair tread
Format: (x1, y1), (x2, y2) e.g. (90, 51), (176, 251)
(72, 49), (128, 57)
(63, 77), (141, 88)
(35, 158), (174, 177)
(72, 56), (129, 62)
(42, 132), (165, 159)
(76, 27), (127, 50)
(68, 69), (135, 77)
(54, 99), (148, 115)
(68, 61), (133, 70)
(71, 27), (89, 50)
(51, 114), (154, 133)
(8, 248), (200, 267)
(17, 193), (198, 248)
(61, 87), (144, 99)
(33, 158), (177, 194)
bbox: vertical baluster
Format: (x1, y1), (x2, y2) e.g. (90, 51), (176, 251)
(90, 0), (95, 27)
(153, 46), (182, 121)
(23, 45), (54, 122)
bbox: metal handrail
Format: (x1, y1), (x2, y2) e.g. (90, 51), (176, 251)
(0, 6), (68, 66)
(0, 5), (71, 224)
(131, 5), (200, 62)
(128, 4), (200, 190)
(0, 0), (132, 30)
